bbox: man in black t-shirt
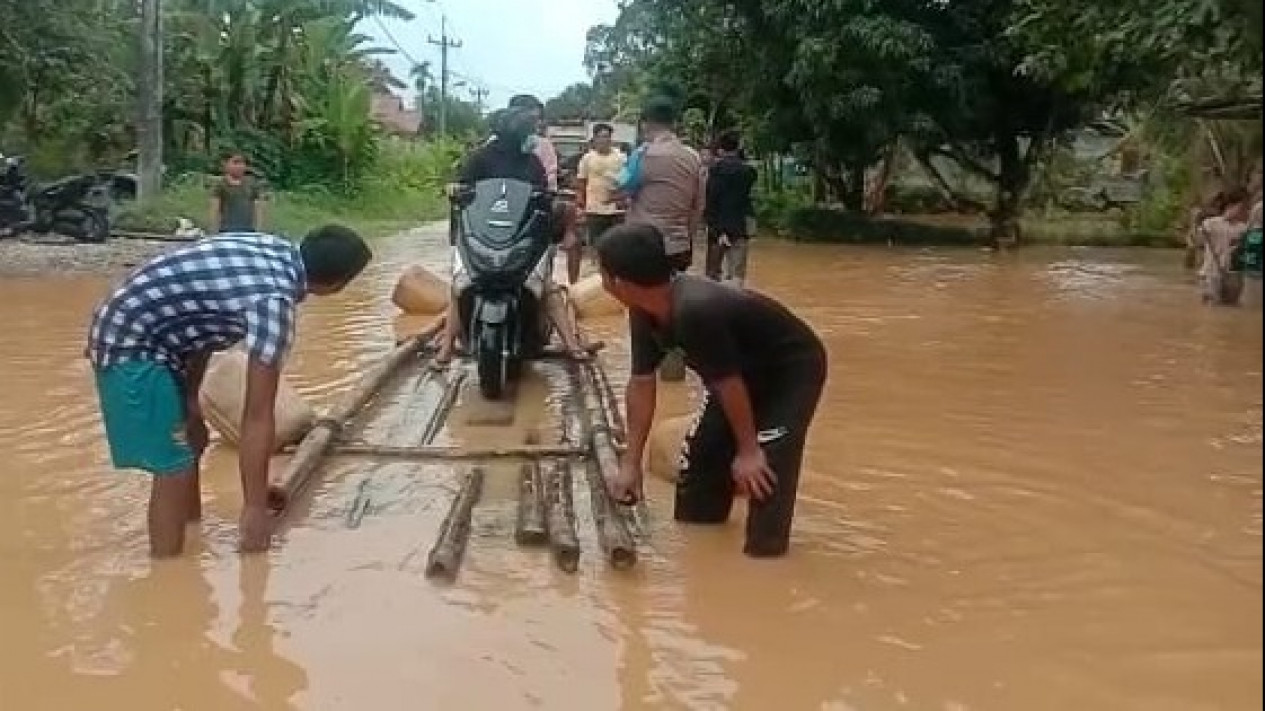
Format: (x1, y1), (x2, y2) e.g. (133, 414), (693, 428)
(596, 223), (828, 557)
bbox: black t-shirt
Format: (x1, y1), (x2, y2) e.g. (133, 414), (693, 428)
(458, 139), (548, 190)
(629, 275), (825, 386)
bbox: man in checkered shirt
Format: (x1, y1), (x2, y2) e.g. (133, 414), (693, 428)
(86, 226), (372, 557)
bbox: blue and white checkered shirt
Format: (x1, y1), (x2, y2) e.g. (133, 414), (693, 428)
(86, 232), (307, 371)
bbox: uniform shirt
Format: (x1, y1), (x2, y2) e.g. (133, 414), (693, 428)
(86, 233), (306, 372)
(623, 134), (704, 256)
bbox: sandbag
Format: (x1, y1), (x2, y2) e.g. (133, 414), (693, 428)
(198, 349), (316, 450)
(646, 414), (695, 483)
(568, 273), (624, 319)
(392, 264), (449, 315)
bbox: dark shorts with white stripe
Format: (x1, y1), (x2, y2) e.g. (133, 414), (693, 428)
(673, 356), (827, 557)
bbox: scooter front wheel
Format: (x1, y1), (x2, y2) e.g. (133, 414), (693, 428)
(476, 324), (507, 400)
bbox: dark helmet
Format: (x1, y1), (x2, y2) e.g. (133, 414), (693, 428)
(496, 107), (538, 149)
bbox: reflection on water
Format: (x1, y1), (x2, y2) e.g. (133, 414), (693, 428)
(0, 230), (1260, 710)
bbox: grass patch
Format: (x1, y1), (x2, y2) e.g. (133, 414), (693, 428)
(114, 181), (447, 239)
(114, 138), (459, 239)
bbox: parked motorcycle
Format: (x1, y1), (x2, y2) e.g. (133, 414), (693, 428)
(450, 178), (556, 399)
(0, 154), (113, 243)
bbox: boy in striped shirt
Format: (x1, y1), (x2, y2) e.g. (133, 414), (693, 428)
(86, 226), (372, 557)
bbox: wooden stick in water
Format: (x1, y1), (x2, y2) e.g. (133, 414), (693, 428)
(345, 478), (372, 529)
(278, 317), (445, 515)
(547, 461), (581, 572)
(425, 467), (485, 581)
(327, 443), (586, 460)
(417, 368), (466, 446)
(514, 461), (549, 546)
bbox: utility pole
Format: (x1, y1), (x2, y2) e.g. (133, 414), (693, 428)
(137, 0), (164, 203)
(427, 16), (462, 137)
(469, 86), (489, 115)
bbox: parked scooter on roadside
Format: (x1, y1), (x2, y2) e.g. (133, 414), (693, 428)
(0, 153), (113, 243)
(448, 178), (556, 399)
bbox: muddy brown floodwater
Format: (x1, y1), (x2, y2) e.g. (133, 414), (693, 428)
(0, 225), (1261, 710)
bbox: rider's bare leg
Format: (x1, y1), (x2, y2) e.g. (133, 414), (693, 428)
(434, 298), (460, 366)
(544, 286), (586, 358)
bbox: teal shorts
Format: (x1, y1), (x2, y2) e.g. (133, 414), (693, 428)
(93, 361), (195, 476)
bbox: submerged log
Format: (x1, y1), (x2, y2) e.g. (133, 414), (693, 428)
(425, 467), (485, 581)
(546, 462), (582, 573)
(278, 317), (445, 515)
(567, 365), (637, 569)
(582, 458), (637, 569)
(514, 462), (549, 546)
(587, 361), (627, 444)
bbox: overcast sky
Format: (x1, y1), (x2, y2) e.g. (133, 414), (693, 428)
(363, 0), (621, 110)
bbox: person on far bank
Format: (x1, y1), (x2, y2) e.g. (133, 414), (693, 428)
(570, 123), (627, 283)
(210, 151), (265, 234)
(597, 223), (828, 558)
(86, 227), (373, 557)
(1198, 186), (1252, 305)
(615, 96), (705, 273)
(704, 131), (758, 285)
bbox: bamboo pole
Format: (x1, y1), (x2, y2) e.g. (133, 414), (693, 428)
(546, 461), (581, 573)
(327, 443), (586, 460)
(566, 365), (637, 569)
(425, 467), (485, 580)
(514, 461), (549, 546)
(277, 317), (444, 516)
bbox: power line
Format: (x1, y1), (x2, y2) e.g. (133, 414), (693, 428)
(372, 14), (427, 71)
(427, 15), (462, 136)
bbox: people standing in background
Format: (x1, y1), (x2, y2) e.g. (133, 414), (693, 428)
(209, 151), (265, 234)
(704, 131), (758, 285)
(616, 96), (705, 273)
(1198, 186), (1251, 305)
(569, 123), (627, 283)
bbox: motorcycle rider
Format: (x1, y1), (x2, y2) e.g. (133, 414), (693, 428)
(433, 106), (587, 367)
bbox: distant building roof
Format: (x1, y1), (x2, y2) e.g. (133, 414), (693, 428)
(370, 91), (421, 136)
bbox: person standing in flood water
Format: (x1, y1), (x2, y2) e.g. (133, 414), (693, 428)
(704, 131), (758, 285)
(85, 227), (372, 557)
(1198, 186), (1252, 305)
(596, 223), (828, 557)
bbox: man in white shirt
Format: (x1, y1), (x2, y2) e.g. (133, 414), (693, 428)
(569, 123), (627, 284)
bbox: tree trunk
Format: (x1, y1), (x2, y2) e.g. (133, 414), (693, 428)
(866, 140), (899, 215)
(989, 134), (1028, 249)
(843, 165), (865, 212)
(137, 0), (164, 203)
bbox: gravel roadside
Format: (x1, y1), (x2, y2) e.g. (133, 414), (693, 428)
(0, 235), (189, 277)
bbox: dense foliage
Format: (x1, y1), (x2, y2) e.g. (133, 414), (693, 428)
(566, 0), (1262, 244)
(0, 0), (478, 204)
